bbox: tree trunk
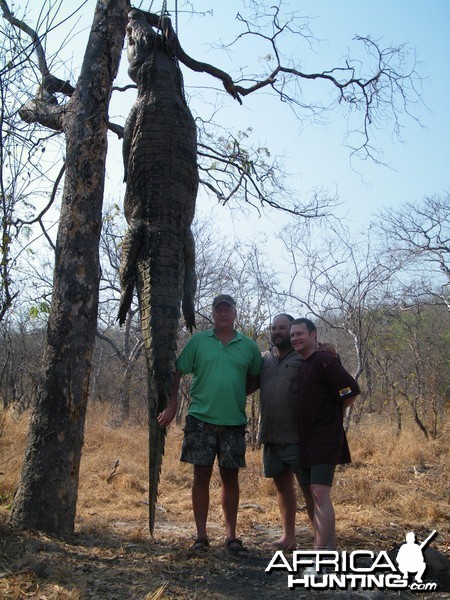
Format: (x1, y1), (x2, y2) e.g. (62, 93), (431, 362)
(412, 404), (430, 440)
(10, 0), (130, 536)
(391, 393), (402, 435)
(117, 362), (133, 425)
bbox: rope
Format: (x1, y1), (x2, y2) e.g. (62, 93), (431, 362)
(175, 0), (178, 35)
(171, 0), (186, 103)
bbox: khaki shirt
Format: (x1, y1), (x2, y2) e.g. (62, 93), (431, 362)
(258, 348), (303, 444)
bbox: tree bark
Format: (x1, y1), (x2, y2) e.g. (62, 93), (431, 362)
(10, 0), (130, 536)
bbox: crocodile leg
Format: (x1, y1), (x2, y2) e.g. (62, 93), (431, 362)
(118, 221), (143, 325)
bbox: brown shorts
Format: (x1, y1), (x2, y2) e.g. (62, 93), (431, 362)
(181, 414), (246, 469)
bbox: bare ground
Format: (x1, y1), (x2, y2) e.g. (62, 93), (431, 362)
(1, 510), (448, 599)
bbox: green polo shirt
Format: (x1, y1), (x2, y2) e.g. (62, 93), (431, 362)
(175, 329), (262, 425)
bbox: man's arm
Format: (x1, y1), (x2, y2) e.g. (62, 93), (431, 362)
(337, 373), (360, 408)
(321, 353), (360, 408)
(342, 395), (358, 409)
(246, 342), (263, 396)
(246, 373), (260, 396)
(157, 370), (182, 428)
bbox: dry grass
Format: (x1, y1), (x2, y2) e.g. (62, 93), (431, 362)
(0, 409), (29, 505)
(1, 405), (448, 541)
(0, 405), (449, 598)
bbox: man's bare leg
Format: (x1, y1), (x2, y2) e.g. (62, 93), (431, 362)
(192, 464), (213, 540)
(310, 484), (336, 550)
(300, 483), (317, 547)
(219, 466), (240, 541)
(273, 469), (297, 548)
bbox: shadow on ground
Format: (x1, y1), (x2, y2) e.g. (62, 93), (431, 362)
(0, 516), (448, 599)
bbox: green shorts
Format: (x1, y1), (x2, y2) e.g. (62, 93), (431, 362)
(181, 414), (246, 469)
(263, 443), (301, 478)
(298, 464), (336, 487)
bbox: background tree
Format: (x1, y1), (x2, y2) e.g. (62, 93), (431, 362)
(376, 193), (450, 309)
(369, 303), (449, 439)
(0, 319), (44, 412)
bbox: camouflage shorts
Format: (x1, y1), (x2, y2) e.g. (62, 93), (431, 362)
(181, 414), (246, 469)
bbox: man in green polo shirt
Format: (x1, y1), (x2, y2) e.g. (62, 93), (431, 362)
(158, 294), (262, 555)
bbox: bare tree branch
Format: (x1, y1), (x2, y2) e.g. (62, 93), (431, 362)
(197, 124), (340, 217)
(217, 5), (423, 163)
(0, 0), (76, 100)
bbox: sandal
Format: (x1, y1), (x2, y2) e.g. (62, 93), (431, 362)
(226, 538), (249, 556)
(192, 538), (209, 552)
(273, 540), (296, 551)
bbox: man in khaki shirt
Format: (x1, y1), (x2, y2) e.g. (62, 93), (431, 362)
(255, 314), (303, 550)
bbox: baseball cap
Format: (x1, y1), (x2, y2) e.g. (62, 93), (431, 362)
(212, 294), (236, 308)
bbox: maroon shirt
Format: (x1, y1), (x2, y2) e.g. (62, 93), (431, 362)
(297, 350), (360, 467)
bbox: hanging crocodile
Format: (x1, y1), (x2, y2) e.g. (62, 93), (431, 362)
(118, 9), (241, 534)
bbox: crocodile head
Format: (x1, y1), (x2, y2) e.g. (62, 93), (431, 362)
(126, 9), (158, 83)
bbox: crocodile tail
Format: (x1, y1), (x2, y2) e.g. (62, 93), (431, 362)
(136, 228), (184, 534)
(148, 390), (166, 536)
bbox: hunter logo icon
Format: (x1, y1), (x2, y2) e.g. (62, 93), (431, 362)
(396, 530), (436, 583)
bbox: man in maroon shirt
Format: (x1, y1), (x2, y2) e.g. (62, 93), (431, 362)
(290, 318), (360, 553)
